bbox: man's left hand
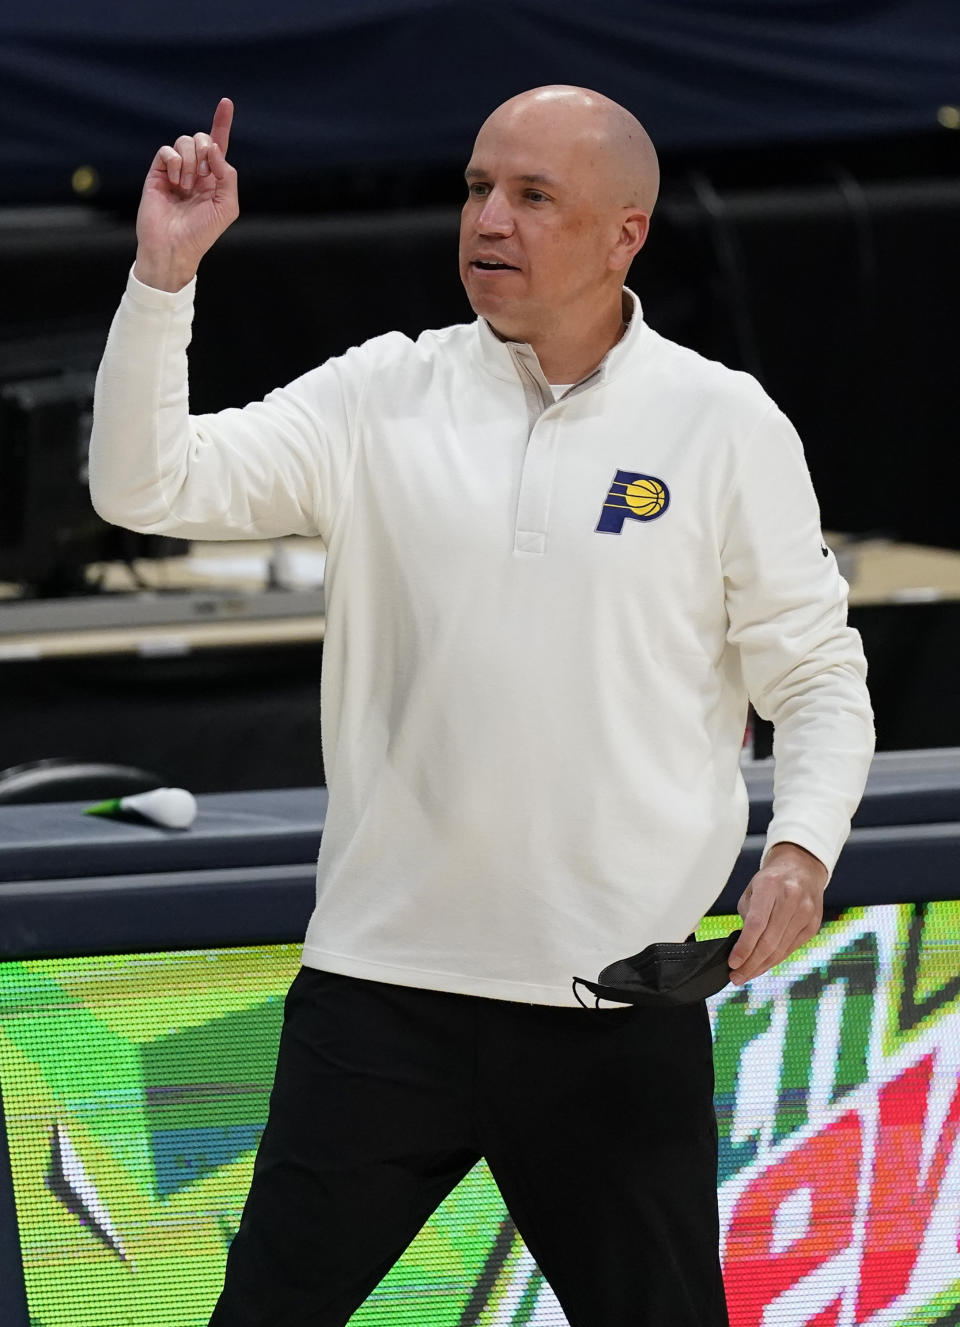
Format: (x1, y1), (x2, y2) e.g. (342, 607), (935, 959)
(728, 842), (829, 985)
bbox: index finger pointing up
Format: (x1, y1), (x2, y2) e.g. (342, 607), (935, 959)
(210, 97), (234, 155)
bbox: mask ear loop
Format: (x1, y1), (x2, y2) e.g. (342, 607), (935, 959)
(571, 978), (601, 1010)
(573, 978), (645, 1011)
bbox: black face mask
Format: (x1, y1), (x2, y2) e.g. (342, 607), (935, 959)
(572, 930), (740, 1009)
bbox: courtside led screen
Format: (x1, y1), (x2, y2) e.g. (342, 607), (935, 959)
(1, 902), (958, 1325)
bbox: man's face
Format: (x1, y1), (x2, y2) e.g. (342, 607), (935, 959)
(458, 106), (620, 343)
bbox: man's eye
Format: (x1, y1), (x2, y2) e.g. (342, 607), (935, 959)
(526, 191), (548, 203)
(468, 183), (490, 196)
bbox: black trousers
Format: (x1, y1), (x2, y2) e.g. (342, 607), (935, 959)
(208, 967), (730, 1327)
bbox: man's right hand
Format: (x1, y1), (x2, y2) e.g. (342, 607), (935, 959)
(133, 97), (239, 293)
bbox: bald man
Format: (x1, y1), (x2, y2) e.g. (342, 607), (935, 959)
(90, 87), (874, 1327)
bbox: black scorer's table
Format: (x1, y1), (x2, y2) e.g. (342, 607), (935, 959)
(0, 748), (958, 1325)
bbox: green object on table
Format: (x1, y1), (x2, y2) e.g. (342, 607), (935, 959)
(82, 787), (197, 829)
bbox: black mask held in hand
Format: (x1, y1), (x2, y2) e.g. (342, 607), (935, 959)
(572, 930), (740, 1009)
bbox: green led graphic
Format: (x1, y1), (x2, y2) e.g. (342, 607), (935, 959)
(0, 946), (539, 1327)
(0, 948), (298, 1325)
(1, 905), (959, 1326)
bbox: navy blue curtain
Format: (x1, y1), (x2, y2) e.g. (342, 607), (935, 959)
(2, 0), (958, 203)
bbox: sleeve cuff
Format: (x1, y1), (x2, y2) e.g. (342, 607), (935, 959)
(761, 826), (838, 886)
(125, 264), (197, 312)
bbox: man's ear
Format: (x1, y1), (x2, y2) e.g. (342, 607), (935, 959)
(610, 210), (650, 273)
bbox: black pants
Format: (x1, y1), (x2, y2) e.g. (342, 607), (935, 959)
(208, 967), (730, 1327)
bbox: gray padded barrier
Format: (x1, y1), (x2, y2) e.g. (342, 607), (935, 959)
(0, 750), (957, 957)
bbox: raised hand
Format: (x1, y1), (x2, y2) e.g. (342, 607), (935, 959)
(133, 98), (239, 293)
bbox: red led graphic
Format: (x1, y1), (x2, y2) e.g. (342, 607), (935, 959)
(855, 1054), (960, 1323)
(724, 1111), (862, 1327)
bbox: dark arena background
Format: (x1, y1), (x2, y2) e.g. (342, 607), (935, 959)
(2, 2), (960, 1324)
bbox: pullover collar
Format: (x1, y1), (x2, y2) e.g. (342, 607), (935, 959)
(475, 287), (645, 396)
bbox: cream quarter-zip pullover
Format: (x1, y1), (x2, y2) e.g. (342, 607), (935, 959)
(90, 272), (875, 1006)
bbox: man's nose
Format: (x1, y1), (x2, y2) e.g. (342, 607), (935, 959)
(476, 188), (514, 236)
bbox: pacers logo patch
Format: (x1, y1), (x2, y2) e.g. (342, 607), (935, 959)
(595, 470), (670, 534)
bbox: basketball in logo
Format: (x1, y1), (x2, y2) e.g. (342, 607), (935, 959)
(624, 476), (667, 518)
(595, 468), (670, 533)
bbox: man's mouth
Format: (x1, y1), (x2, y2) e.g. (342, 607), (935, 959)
(471, 260), (519, 271)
